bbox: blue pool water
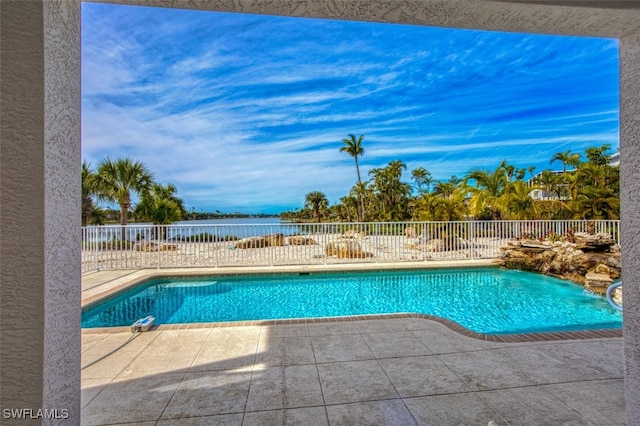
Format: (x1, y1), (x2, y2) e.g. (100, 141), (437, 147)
(81, 268), (622, 334)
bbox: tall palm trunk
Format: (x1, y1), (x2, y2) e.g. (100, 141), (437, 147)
(340, 134), (366, 222)
(120, 202), (129, 241)
(358, 198), (365, 222)
(81, 202), (92, 227)
(354, 156), (362, 185)
(354, 158), (366, 221)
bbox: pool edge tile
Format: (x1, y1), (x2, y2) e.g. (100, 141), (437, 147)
(81, 313), (623, 344)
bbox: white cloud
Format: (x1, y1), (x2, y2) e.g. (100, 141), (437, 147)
(82, 5), (619, 213)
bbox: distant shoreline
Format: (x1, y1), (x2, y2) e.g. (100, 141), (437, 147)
(183, 213), (280, 221)
(98, 214), (281, 225)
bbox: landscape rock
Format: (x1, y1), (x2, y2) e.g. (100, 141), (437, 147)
(585, 272), (613, 293)
(405, 226), (417, 239)
(235, 236), (268, 249)
(234, 233), (287, 249)
(423, 237), (469, 252)
(287, 236), (316, 245)
(325, 240), (373, 258)
(342, 229), (365, 239)
(574, 232), (616, 251)
(265, 233), (285, 247)
(498, 234), (621, 294)
(135, 241), (178, 252)
(595, 264), (611, 275)
(425, 239), (444, 252)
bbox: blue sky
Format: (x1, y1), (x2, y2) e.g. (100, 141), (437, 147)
(81, 4), (620, 215)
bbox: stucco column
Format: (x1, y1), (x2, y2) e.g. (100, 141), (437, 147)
(1, 0), (46, 421)
(43, 0), (82, 423)
(0, 0), (81, 423)
(620, 30), (640, 425)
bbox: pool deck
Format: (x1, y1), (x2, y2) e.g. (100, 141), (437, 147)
(81, 264), (626, 425)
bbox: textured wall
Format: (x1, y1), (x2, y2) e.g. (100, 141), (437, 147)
(43, 0), (82, 423)
(1, 0), (81, 422)
(94, 0), (640, 38)
(0, 0), (46, 418)
(620, 30), (640, 425)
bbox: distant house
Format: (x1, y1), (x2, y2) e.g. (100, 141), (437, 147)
(610, 150), (620, 167)
(527, 170), (569, 201)
(528, 149), (620, 201)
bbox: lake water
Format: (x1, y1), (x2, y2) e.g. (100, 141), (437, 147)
(85, 217), (308, 241)
(172, 217), (300, 239)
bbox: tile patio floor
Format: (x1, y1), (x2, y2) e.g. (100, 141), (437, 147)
(81, 268), (626, 425)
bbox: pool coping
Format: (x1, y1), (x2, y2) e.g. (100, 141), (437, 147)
(81, 312), (622, 342)
(81, 261), (623, 343)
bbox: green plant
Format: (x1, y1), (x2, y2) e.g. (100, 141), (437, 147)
(545, 231), (563, 243)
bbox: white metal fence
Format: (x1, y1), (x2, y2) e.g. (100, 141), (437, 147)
(81, 220), (620, 274)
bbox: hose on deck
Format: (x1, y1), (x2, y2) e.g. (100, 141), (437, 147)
(606, 282), (623, 312)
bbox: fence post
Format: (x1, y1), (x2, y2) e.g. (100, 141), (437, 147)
(422, 222), (427, 262)
(470, 221), (475, 260)
(373, 222), (378, 264)
(375, 223), (379, 261)
(94, 228), (99, 271)
(214, 226), (219, 268)
(323, 223), (327, 265)
(270, 225), (274, 267)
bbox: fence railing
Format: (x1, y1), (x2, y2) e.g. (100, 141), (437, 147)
(81, 220), (620, 274)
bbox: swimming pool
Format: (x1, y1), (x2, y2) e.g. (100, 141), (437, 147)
(81, 268), (622, 334)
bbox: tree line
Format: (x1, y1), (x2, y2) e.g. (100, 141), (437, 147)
(82, 158), (280, 229)
(82, 157), (186, 229)
(281, 134), (619, 223)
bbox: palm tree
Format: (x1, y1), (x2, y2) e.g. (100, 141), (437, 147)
(412, 167), (429, 194)
(339, 195), (358, 222)
(304, 191), (329, 223)
(585, 144), (612, 166)
(432, 176), (460, 198)
(568, 160), (619, 220)
(369, 160), (411, 221)
(576, 162), (607, 189)
(550, 150), (581, 174)
(340, 134), (365, 183)
(135, 183), (185, 240)
(572, 186), (620, 219)
(340, 134), (366, 220)
(414, 167), (433, 194)
(81, 161), (97, 227)
(88, 208), (107, 225)
(414, 188), (468, 221)
(500, 180), (540, 220)
(563, 171), (581, 201)
(505, 164), (515, 181)
(95, 157), (154, 240)
(433, 188), (469, 221)
(350, 181), (370, 222)
(146, 183), (185, 213)
(386, 160), (407, 180)
(465, 161), (509, 219)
